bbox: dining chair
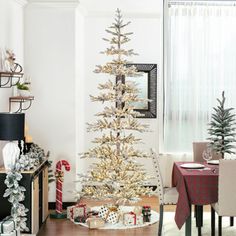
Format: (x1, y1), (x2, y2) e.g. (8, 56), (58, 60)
(211, 159), (236, 236)
(192, 142), (222, 162)
(150, 149), (179, 236)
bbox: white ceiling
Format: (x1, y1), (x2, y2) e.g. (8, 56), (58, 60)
(80, 0), (161, 13)
(27, 0), (161, 14)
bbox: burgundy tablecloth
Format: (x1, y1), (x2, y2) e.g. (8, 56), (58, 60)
(172, 162), (218, 229)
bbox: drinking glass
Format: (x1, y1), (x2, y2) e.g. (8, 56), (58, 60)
(202, 147), (212, 163)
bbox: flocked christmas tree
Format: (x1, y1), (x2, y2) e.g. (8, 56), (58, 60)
(208, 91), (236, 158)
(77, 9), (153, 204)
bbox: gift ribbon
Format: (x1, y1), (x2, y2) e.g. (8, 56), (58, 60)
(108, 206), (118, 212)
(99, 205), (119, 222)
(106, 206), (119, 221)
(70, 208), (74, 219)
(130, 212), (137, 225)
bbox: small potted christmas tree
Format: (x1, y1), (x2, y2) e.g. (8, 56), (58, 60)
(208, 91), (236, 158)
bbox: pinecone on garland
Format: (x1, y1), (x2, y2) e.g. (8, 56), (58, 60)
(208, 91), (236, 158)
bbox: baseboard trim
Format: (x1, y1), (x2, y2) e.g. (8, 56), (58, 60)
(48, 186), (157, 209)
(49, 202), (76, 210)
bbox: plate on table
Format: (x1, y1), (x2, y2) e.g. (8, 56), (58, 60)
(180, 163), (205, 169)
(207, 160), (219, 165)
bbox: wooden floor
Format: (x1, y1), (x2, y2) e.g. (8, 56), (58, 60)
(38, 196), (160, 236)
(38, 197), (210, 236)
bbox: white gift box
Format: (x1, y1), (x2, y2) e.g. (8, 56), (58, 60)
(0, 217), (16, 234)
(74, 206), (88, 217)
(106, 211), (119, 224)
(67, 206), (73, 219)
(98, 206), (109, 220)
(0, 229), (20, 236)
(123, 212), (143, 226)
(67, 204), (90, 220)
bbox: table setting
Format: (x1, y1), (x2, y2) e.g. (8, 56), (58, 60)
(172, 160), (219, 236)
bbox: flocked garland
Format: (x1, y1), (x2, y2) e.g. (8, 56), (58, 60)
(3, 143), (49, 231)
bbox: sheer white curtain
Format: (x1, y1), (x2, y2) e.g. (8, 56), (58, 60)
(164, 3), (236, 153)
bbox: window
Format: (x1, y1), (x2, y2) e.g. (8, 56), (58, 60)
(164, 1), (236, 152)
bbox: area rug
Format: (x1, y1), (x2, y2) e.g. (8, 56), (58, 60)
(162, 212), (236, 236)
(75, 206), (159, 229)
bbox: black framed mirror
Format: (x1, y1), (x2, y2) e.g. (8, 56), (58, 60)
(125, 63), (157, 118)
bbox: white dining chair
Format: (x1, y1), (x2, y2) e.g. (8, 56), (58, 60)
(211, 159), (236, 236)
(193, 142), (222, 162)
(150, 149), (179, 236)
(193, 142), (229, 231)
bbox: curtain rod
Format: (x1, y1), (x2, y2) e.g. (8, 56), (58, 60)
(169, 0), (236, 6)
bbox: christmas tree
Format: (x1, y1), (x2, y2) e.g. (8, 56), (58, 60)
(208, 91), (236, 158)
(77, 9), (153, 205)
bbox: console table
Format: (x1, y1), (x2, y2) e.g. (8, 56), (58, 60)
(0, 160), (49, 234)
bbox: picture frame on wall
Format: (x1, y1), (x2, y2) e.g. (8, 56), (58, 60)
(126, 63), (157, 118)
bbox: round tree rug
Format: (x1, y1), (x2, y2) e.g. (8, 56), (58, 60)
(74, 206), (159, 229)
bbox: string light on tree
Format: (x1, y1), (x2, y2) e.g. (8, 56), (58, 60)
(76, 9), (154, 205)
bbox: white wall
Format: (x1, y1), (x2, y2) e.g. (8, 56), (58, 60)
(77, 6), (163, 185)
(0, 0), (25, 112)
(0, 0), (163, 201)
(0, 0), (26, 165)
(24, 1), (79, 201)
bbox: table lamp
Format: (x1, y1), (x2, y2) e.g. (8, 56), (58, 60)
(0, 113), (25, 170)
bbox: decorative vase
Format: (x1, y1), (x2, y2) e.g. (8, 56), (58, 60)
(3, 142), (20, 170)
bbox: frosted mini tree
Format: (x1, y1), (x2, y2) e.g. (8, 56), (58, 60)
(208, 91), (236, 158)
(77, 9), (153, 204)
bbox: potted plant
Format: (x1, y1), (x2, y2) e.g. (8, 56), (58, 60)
(208, 91), (236, 158)
(16, 82), (30, 97)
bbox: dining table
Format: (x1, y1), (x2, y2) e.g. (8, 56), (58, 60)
(172, 161), (219, 236)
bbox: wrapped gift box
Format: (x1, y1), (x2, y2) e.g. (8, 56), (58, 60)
(123, 212), (143, 226)
(133, 206), (142, 215)
(98, 205), (109, 220)
(98, 205), (120, 224)
(142, 206), (151, 223)
(143, 212), (151, 223)
(74, 204), (89, 217)
(142, 206), (151, 214)
(106, 211), (119, 224)
(0, 229), (20, 236)
(86, 217), (105, 229)
(0, 217), (16, 234)
(67, 204), (90, 220)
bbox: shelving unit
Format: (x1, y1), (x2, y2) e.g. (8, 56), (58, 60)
(0, 71), (23, 88)
(1, 64), (34, 113)
(9, 96), (34, 113)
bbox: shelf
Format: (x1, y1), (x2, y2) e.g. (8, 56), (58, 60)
(0, 71), (23, 88)
(9, 96), (34, 113)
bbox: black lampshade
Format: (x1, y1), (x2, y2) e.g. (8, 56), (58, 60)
(0, 113), (25, 140)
